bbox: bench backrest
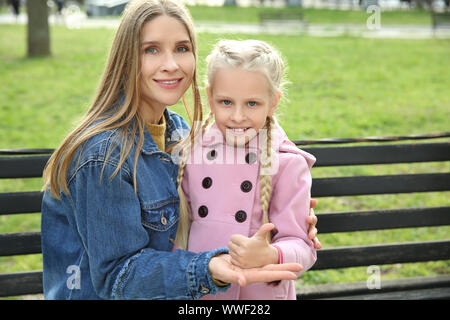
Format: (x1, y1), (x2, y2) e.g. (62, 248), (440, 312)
(259, 10), (303, 23)
(303, 142), (450, 270)
(432, 12), (450, 28)
(0, 142), (449, 297)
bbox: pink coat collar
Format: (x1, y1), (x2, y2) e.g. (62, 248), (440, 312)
(200, 120), (316, 169)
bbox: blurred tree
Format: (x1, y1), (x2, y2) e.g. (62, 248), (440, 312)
(414, 0), (433, 8)
(224, 0), (237, 5)
(27, 0), (50, 57)
(285, 0), (302, 6)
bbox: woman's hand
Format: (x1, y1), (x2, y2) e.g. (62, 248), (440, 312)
(307, 199), (322, 249)
(208, 254), (302, 287)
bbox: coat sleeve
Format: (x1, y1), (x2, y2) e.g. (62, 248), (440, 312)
(268, 153), (317, 275)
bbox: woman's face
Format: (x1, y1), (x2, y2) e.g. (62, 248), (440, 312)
(139, 15), (195, 123)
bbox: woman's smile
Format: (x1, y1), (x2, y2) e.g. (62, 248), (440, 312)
(154, 77), (184, 89)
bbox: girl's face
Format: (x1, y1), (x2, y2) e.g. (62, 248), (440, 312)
(207, 67), (280, 147)
(140, 15), (195, 123)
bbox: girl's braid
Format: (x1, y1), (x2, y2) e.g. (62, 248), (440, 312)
(174, 138), (192, 250)
(259, 117), (274, 242)
(202, 111), (215, 134)
(174, 110), (214, 250)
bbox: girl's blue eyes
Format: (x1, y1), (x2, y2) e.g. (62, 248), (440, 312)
(221, 100), (258, 107)
(177, 46), (189, 53)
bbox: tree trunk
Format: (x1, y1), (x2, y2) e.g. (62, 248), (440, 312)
(223, 0), (237, 6)
(285, 0), (302, 6)
(27, 0), (50, 57)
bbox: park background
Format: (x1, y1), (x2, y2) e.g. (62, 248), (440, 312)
(0, 0), (449, 299)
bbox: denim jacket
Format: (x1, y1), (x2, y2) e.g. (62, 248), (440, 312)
(41, 108), (230, 300)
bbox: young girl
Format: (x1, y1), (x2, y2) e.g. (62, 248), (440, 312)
(175, 40), (317, 300)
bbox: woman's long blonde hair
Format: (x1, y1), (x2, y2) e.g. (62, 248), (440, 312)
(43, 0), (203, 198)
(174, 39), (287, 249)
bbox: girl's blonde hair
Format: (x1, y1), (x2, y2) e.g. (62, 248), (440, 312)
(42, 0), (203, 198)
(175, 39), (286, 249)
(206, 39), (286, 97)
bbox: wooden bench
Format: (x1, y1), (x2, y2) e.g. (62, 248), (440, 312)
(0, 138), (449, 299)
(259, 10), (306, 26)
(296, 139), (450, 299)
(432, 11), (450, 35)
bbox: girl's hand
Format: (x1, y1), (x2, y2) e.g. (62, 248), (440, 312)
(227, 223), (279, 269)
(307, 198), (322, 249)
(208, 254), (302, 287)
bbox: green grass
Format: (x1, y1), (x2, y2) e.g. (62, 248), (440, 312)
(0, 22), (449, 298)
(187, 5), (433, 25)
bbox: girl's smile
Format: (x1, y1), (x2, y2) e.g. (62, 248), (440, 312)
(228, 127), (250, 135)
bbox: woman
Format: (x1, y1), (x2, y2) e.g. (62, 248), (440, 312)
(41, 0), (319, 300)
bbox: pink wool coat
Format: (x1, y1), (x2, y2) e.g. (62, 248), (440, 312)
(181, 121), (317, 300)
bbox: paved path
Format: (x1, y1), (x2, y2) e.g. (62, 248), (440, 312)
(1, 13), (449, 39)
(194, 21), (450, 39)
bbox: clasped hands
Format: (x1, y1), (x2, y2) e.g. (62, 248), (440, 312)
(208, 200), (320, 287)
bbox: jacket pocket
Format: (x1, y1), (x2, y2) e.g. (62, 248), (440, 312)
(141, 199), (179, 250)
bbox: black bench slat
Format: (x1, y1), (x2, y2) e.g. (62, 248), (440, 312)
(0, 271), (43, 297)
(1, 175), (448, 216)
(259, 11), (304, 23)
(1, 144), (448, 177)
(0, 149), (54, 155)
(317, 206), (450, 233)
(1, 143), (448, 177)
(432, 12), (450, 29)
(0, 232), (42, 256)
(3, 206), (448, 257)
(312, 173), (450, 197)
(0, 191), (43, 215)
(304, 142), (450, 167)
(330, 287), (450, 300)
(0, 155), (50, 179)
(297, 275), (450, 300)
(312, 240), (450, 270)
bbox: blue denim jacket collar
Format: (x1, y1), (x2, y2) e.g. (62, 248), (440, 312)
(108, 93), (186, 156)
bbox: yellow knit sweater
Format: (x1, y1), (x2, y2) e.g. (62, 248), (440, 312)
(145, 115), (166, 152)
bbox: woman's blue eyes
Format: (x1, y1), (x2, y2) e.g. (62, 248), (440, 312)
(144, 46), (189, 54)
(248, 101), (257, 107)
(145, 47), (157, 54)
(222, 100), (232, 106)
